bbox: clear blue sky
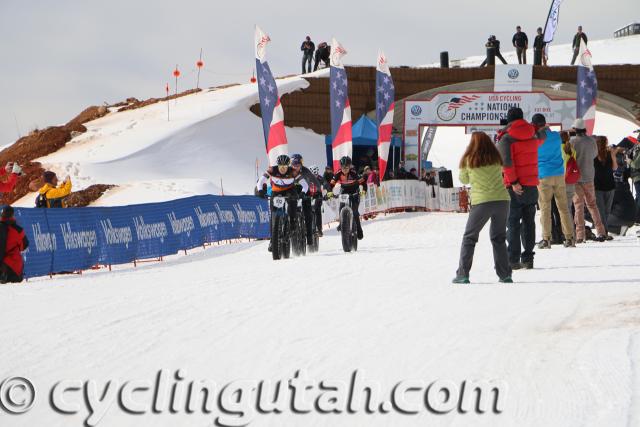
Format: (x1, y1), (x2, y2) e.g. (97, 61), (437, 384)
(0, 0), (636, 146)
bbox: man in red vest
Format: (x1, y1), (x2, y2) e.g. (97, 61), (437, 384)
(0, 206), (29, 283)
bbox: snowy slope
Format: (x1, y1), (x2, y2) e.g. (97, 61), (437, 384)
(14, 70), (330, 206)
(1, 213), (640, 426)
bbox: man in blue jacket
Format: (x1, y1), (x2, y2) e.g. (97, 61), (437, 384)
(533, 114), (575, 248)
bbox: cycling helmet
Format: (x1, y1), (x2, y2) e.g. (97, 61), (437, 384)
(291, 153), (303, 165)
(339, 156), (352, 167)
(276, 154), (291, 166)
(309, 165), (320, 175)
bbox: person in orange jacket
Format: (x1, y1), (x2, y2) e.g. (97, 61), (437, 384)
(0, 206), (29, 283)
(36, 171), (72, 208)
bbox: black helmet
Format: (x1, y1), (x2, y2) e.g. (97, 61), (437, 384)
(291, 153), (303, 165)
(276, 154), (291, 166)
(339, 156), (352, 167)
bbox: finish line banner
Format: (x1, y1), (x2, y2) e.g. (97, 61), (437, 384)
(15, 195), (270, 278)
(404, 92), (576, 170)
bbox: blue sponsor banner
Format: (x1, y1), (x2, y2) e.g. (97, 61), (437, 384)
(14, 195), (270, 279)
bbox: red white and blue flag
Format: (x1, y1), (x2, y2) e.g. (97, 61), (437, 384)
(255, 26), (288, 166)
(576, 44), (597, 135)
(329, 38), (352, 171)
(375, 50), (394, 180)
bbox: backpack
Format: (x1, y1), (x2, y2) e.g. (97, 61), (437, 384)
(35, 193), (48, 208)
(565, 156), (581, 184)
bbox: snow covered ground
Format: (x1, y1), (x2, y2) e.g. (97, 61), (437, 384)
(1, 212), (640, 426)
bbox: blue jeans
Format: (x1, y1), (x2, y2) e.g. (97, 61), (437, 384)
(507, 186), (538, 263)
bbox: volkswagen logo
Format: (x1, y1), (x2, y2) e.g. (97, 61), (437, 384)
(508, 69), (520, 79)
(410, 105), (422, 116)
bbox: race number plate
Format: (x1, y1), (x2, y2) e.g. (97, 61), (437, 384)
(273, 197), (286, 208)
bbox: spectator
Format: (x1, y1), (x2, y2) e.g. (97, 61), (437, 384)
(497, 107), (546, 270)
(594, 136), (617, 238)
(0, 162), (23, 194)
(409, 168), (419, 179)
(323, 165), (334, 185)
(368, 167), (380, 186)
(300, 36), (315, 74)
(571, 26), (588, 65)
(609, 145), (636, 235)
(453, 132), (512, 284)
(629, 140), (640, 223)
(570, 119), (607, 242)
(480, 35), (508, 66)
(533, 27), (546, 66)
(549, 131), (578, 241)
(36, 171), (72, 208)
(533, 114), (575, 248)
(314, 42), (331, 71)
(0, 206), (29, 283)
(512, 26), (528, 64)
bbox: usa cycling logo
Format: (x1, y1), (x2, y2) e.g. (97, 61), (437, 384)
(410, 105), (422, 116)
(508, 69), (520, 79)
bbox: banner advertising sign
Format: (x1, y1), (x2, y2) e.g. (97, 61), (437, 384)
(420, 126), (438, 160)
(404, 92), (575, 173)
(16, 195), (271, 279)
(494, 64), (533, 92)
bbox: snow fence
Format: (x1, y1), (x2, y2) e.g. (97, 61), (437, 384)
(16, 195), (271, 278)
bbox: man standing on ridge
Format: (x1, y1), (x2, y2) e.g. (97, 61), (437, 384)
(571, 26), (588, 65)
(300, 36), (315, 74)
(512, 26), (528, 64)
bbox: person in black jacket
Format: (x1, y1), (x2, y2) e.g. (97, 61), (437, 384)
(512, 26), (528, 64)
(533, 27), (546, 66)
(329, 156), (367, 240)
(571, 26), (588, 65)
(300, 36), (315, 74)
(480, 35), (508, 66)
(314, 42), (330, 71)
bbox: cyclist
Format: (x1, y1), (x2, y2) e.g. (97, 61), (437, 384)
(308, 165), (328, 236)
(256, 154), (308, 250)
(290, 153), (322, 245)
(329, 156), (367, 240)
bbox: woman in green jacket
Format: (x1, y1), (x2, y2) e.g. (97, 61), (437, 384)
(453, 132), (512, 284)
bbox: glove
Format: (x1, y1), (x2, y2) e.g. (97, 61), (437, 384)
(360, 190), (366, 196)
(11, 163), (22, 175)
(326, 192), (333, 199)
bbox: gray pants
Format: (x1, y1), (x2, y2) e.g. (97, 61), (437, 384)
(516, 47), (527, 64)
(595, 189), (614, 232)
(457, 200), (511, 279)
